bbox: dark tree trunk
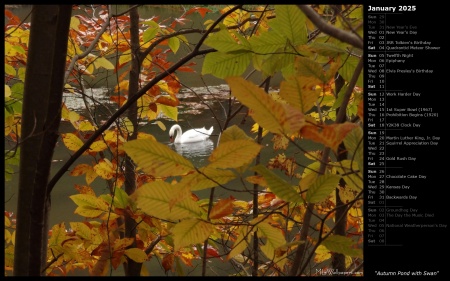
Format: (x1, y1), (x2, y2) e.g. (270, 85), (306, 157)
(123, 5), (142, 276)
(13, 5), (72, 276)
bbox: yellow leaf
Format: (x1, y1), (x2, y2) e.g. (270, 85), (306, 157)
(93, 159), (115, 180)
(48, 223), (67, 248)
(137, 132), (156, 141)
(124, 248), (148, 263)
(5, 85), (11, 97)
(89, 140), (108, 152)
(219, 125), (252, 144)
(156, 121), (166, 131)
(78, 120), (96, 131)
(132, 181), (204, 221)
(314, 244), (331, 263)
(208, 139), (262, 169)
(94, 56), (115, 70)
(172, 219), (213, 250)
(279, 75), (321, 112)
(69, 222), (91, 240)
(123, 139), (194, 177)
(61, 133), (85, 153)
(226, 76), (305, 135)
(119, 51), (132, 66)
(70, 16), (80, 31)
(177, 165), (236, 191)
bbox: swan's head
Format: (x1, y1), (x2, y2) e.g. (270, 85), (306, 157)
(169, 124), (179, 143)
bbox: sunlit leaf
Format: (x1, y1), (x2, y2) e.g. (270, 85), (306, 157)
(89, 140), (108, 152)
(305, 174), (341, 203)
(123, 139), (194, 177)
(172, 218), (213, 250)
(48, 223), (67, 248)
(78, 120), (96, 132)
(226, 76), (305, 135)
(253, 165), (303, 203)
(70, 16), (80, 31)
(132, 181), (203, 221)
(204, 29), (251, 53)
(208, 139), (262, 169)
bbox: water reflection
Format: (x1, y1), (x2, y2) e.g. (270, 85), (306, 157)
(169, 138), (215, 166)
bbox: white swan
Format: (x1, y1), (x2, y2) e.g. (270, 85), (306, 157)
(169, 124), (214, 144)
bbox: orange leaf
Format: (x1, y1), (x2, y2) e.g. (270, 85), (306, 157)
(74, 184), (96, 196)
(301, 122), (358, 152)
(357, 99), (363, 121)
(209, 196), (235, 219)
(70, 164), (92, 176)
(162, 253), (174, 273)
(185, 7), (212, 18)
(155, 96), (179, 107)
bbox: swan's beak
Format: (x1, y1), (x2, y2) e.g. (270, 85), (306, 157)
(169, 136), (174, 143)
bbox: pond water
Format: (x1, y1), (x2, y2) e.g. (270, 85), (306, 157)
(4, 5), (317, 276)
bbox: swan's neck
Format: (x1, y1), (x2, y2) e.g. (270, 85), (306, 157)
(174, 126), (182, 143)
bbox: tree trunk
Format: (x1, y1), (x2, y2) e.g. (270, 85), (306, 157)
(14, 5), (72, 276)
(123, 5), (142, 276)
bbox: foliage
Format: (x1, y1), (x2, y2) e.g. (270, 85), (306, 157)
(4, 4), (363, 276)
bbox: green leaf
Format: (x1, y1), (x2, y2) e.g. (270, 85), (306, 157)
(160, 103), (178, 121)
(292, 57), (326, 82)
(253, 165), (303, 203)
(202, 51), (251, 79)
(134, 181), (204, 221)
(204, 29), (251, 53)
(208, 139), (262, 169)
(338, 55), (363, 87)
(271, 5), (308, 46)
(5, 64), (16, 77)
(343, 126), (364, 175)
(321, 235), (363, 258)
(309, 42), (347, 57)
(305, 174), (341, 203)
(249, 29), (286, 55)
(142, 22), (160, 43)
(123, 139), (194, 177)
(168, 36), (180, 54)
(172, 218), (214, 250)
(253, 220), (286, 260)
